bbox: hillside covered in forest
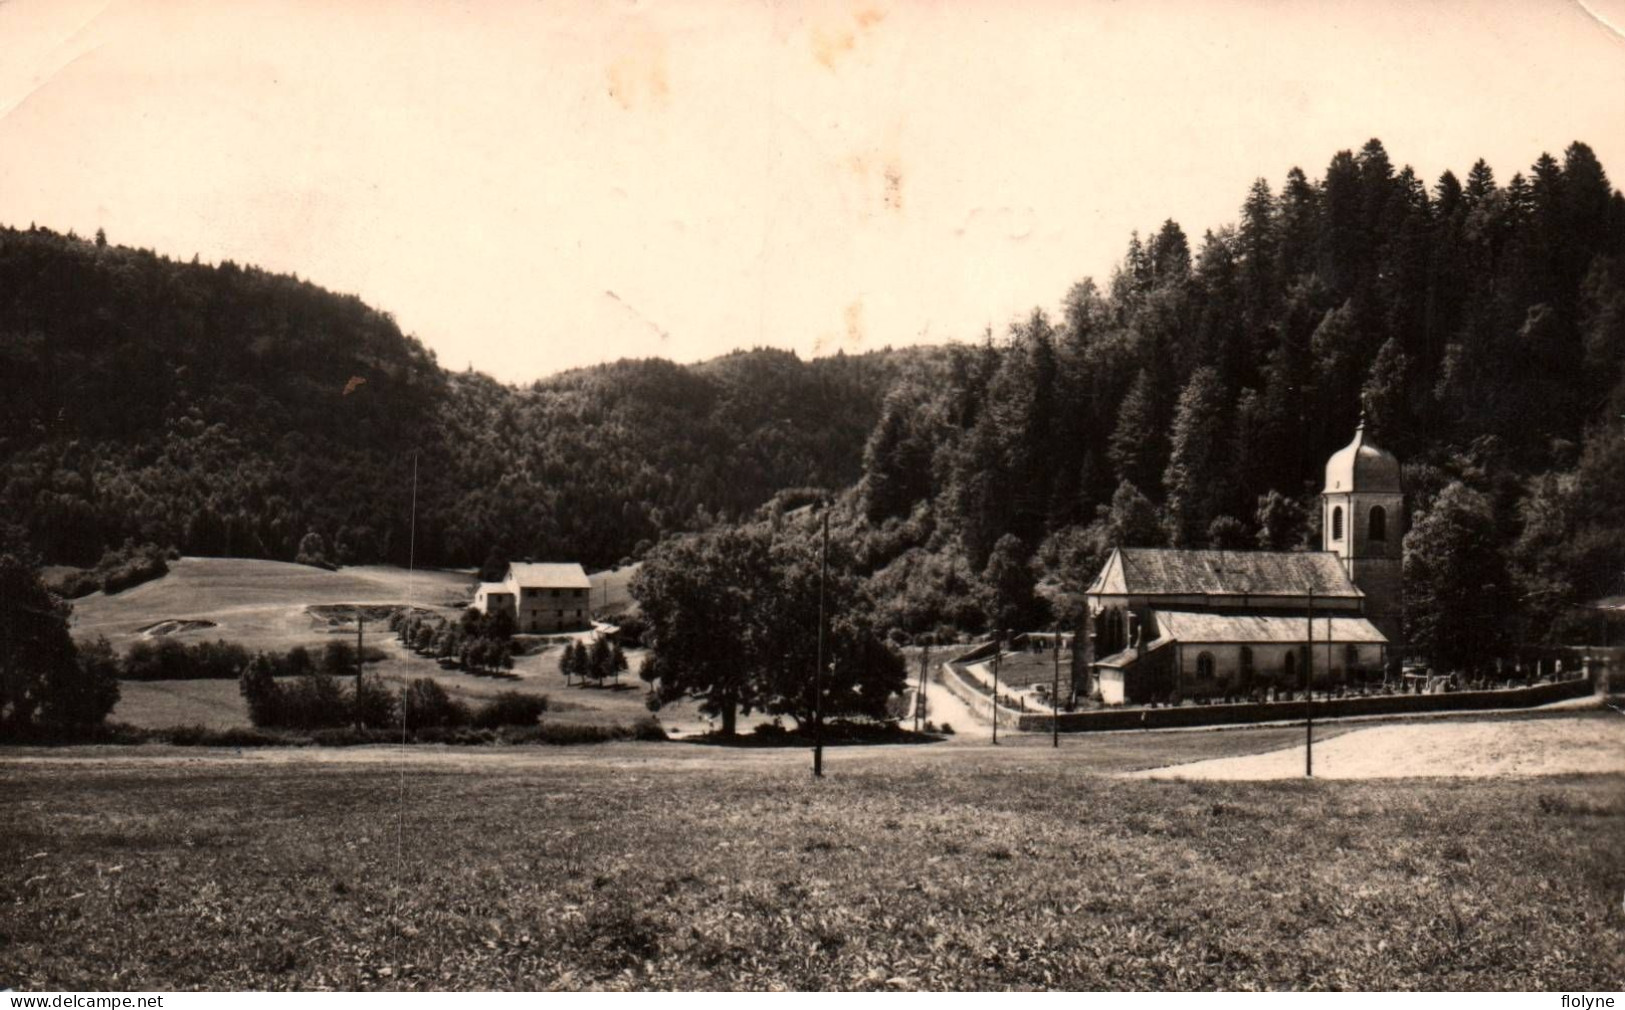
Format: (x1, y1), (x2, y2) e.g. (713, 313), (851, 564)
(4, 137), (1624, 657)
(832, 139), (1625, 654)
(0, 225), (924, 571)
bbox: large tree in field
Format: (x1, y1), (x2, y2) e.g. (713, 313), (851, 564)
(631, 525), (775, 735)
(633, 519), (907, 734)
(754, 530), (907, 727)
(1403, 482), (1513, 674)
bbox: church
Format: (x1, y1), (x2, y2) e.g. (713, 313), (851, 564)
(1082, 421), (1404, 705)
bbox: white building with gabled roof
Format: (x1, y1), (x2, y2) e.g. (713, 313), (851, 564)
(473, 562), (592, 633)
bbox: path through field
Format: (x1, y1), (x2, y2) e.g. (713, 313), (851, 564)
(1134, 713), (1625, 780)
(914, 663), (990, 739)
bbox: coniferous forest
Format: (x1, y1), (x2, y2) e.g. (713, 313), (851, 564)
(844, 140), (1625, 656)
(3, 138), (1623, 654)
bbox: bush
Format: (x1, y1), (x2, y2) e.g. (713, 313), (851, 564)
(99, 542), (170, 594)
(40, 543), (172, 599)
(614, 612), (647, 647)
(354, 676), (398, 729)
(123, 638), (251, 680)
(402, 677), (468, 730)
(161, 724), (290, 747)
(472, 691), (548, 729)
(40, 636), (121, 728)
(49, 569), (103, 599)
(279, 673), (350, 730)
(239, 655), (283, 726)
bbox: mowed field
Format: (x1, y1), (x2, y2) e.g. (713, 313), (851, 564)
(3, 731), (1622, 990)
(587, 564), (640, 618)
(71, 558), (476, 655)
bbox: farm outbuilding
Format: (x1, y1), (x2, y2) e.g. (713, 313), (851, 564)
(473, 562), (592, 633)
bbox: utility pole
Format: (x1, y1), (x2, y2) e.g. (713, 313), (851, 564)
(813, 510), (828, 778)
(1306, 584), (1314, 778)
(991, 630), (1002, 746)
(1052, 625), (1062, 748)
(355, 611), (364, 731)
(915, 638), (931, 734)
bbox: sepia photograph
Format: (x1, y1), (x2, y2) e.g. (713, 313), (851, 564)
(2, 0), (1623, 995)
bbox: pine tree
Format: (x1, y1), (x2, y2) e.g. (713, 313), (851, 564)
(1464, 159), (1496, 206)
(589, 635), (612, 685)
(1361, 337), (1411, 453)
(1238, 177), (1278, 344)
(1162, 367), (1232, 545)
(1107, 369), (1164, 493)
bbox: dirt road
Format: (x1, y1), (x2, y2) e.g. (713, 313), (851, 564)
(1134, 713), (1625, 780)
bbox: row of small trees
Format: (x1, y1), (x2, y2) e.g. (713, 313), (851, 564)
(561, 636), (628, 687)
(390, 609), (515, 676)
(238, 652), (547, 732)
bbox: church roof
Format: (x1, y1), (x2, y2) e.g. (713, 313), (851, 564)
(1324, 420), (1402, 494)
(1152, 609), (1388, 644)
(1087, 548), (1362, 599)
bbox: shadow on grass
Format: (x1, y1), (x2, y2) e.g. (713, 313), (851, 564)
(678, 722), (944, 748)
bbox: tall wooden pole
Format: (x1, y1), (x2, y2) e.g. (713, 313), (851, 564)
(991, 631), (1001, 746)
(915, 639), (931, 734)
(1306, 584), (1314, 778)
(1052, 625), (1061, 748)
(813, 510), (828, 778)
(355, 611), (364, 731)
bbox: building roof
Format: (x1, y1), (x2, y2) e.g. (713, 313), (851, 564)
(506, 562), (592, 589)
(1324, 420), (1402, 494)
(1095, 637), (1174, 669)
(1152, 609), (1388, 644)
(1087, 548), (1362, 599)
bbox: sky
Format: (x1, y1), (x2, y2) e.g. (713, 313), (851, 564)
(2, 0), (1623, 383)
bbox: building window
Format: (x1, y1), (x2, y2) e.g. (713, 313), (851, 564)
(1331, 506), (1344, 541)
(1239, 646), (1254, 683)
(1284, 650), (1297, 684)
(1345, 643), (1360, 668)
(1369, 505), (1387, 542)
(1196, 652), (1215, 680)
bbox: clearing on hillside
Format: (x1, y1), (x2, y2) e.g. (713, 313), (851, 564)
(70, 557), (475, 654)
(587, 563), (640, 618)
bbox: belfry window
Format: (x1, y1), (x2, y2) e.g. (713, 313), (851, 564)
(1331, 506), (1344, 541)
(1369, 505), (1387, 542)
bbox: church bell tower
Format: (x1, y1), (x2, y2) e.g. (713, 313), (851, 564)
(1322, 418), (1404, 654)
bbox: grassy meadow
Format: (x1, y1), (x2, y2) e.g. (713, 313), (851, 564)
(3, 741), (1621, 991)
(70, 558), (476, 655)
